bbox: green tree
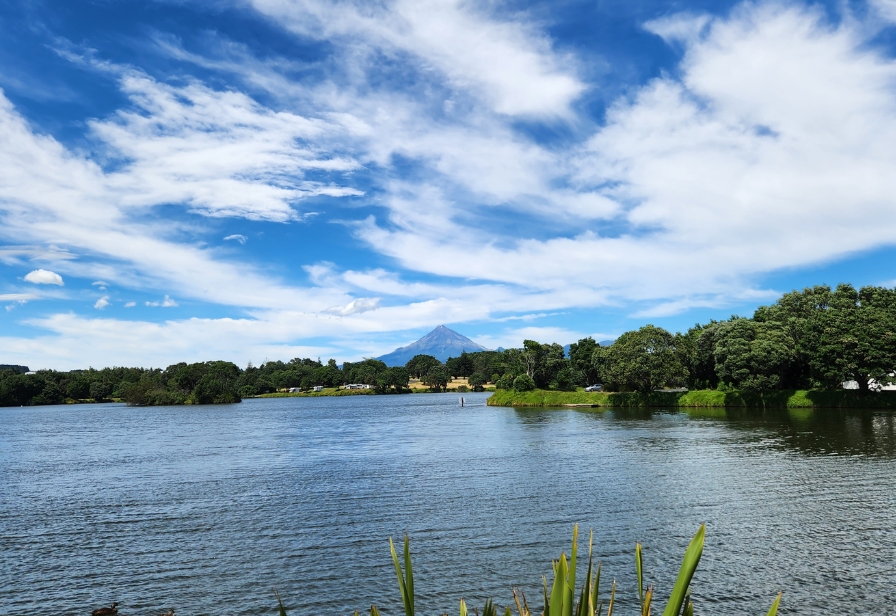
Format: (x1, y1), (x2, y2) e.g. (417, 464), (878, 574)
(713, 319), (795, 391)
(806, 284), (896, 391)
(688, 322), (722, 390)
(552, 365), (580, 391)
(753, 284), (833, 388)
(189, 361), (242, 404)
(594, 325), (687, 392)
(405, 354), (441, 379)
(253, 377), (275, 395)
(0, 373), (44, 406)
(446, 352), (475, 378)
(65, 376), (91, 400)
(495, 372), (514, 390)
(422, 365), (449, 392)
(568, 337), (600, 386)
(376, 367), (410, 392)
(343, 359), (388, 386)
(89, 380), (112, 401)
(467, 372), (486, 392)
(521, 340), (567, 388)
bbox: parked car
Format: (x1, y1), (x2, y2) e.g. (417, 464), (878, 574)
(584, 384), (602, 392)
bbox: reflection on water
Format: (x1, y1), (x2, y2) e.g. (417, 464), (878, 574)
(3, 395), (896, 615)
(682, 406), (896, 457)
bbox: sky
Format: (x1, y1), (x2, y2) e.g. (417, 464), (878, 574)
(2, 0), (896, 370)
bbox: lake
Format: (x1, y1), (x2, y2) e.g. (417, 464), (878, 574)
(3, 394), (896, 615)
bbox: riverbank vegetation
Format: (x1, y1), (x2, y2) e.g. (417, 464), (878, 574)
(277, 525), (781, 616)
(3, 283), (893, 407)
(487, 388), (896, 408)
(481, 284), (896, 398)
(0, 361), (245, 407)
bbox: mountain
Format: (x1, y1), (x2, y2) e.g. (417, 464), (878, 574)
(377, 325), (489, 366)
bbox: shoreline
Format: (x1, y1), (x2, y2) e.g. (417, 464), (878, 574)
(487, 388), (896, 409)
(255, 386), (495, 398)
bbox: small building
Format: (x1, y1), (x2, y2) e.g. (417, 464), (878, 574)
(288, 387), (301, 393)
(343, 383), (373, 390)
(313, 385), (324, 392)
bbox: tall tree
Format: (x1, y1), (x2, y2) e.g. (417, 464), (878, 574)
(405, 354), (442, 378)
(422, 365), (449, 392)
(521, 340), (567, 388)
(713, 319), (795, 391)
(568, 337), (600, 385)
(807, 284), (896, 391)
(446, 351), (475, 378)
(753, 284), (832, 387)
(594, 325), (687, 392)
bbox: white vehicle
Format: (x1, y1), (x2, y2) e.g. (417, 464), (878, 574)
(584, 384), (602, 392)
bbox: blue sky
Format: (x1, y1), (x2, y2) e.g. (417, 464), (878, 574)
(3, 0), (896, 369)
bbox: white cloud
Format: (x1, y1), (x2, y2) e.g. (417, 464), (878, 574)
(644, 13), (712, 45)
(352, 3), (896, 310)
(0, 245), (76, 266)
(871, 0), (896, 23)
(0, 87), (352, 312)
(92, 71), (362, 222)
(323, 297), (381, 316)
(146, 295), (178, 307)
(0, 293), (36, 302)
(7, 1), (896, 369)
(249, 0), (584, 117)
(223, 234), (248, 244)
(23, 269), (64, 285)
(94, 296), (110, 309)
(2, 293), (33, 312)
(124, 301), (136, 308)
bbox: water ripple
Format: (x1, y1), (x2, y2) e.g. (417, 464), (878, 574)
(3, 396), (896, 614)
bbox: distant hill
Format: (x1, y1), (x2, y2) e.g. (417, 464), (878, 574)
(0, 364), (29, 374)
(378, 325), (488, 366)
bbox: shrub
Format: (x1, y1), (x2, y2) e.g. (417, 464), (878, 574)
(495, 373), (514, 390)
(513, 374), (536, 392)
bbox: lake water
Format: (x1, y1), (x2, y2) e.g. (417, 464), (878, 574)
(3, 394), (896, 615)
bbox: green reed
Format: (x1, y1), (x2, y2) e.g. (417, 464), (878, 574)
(275, 525), (782, 616)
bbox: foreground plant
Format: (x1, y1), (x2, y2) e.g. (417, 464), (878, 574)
(275, 525), (782, 615)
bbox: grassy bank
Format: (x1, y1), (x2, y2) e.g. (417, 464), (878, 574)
(487, 388), (896, 409)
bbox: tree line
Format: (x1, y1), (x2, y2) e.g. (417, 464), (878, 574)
(0, 357), (416, 407)
(519, 283), (895, 394)
(2, 283), (893, 406)
(409, 283), (896, 395)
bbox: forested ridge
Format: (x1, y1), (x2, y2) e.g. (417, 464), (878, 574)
(3, 283), (895, 407)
